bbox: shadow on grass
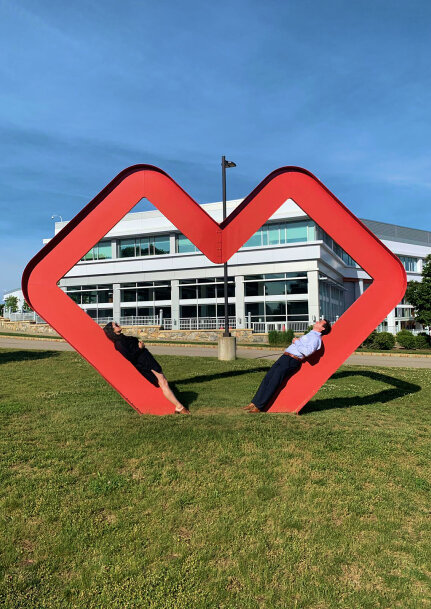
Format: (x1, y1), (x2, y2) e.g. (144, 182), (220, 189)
(172, 390), (199, 408)
(0, 350), (60, 365)
(171, 366), (270, 386)
(302, 369), (421, 414)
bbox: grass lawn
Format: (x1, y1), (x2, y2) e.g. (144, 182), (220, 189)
(1, 348), (430, 609)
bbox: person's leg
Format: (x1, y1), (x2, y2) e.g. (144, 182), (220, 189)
(151, 370), (190, 414)
(249, 356), (300, 411)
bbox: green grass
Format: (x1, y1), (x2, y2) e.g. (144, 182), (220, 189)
(1, 348), (431, 608)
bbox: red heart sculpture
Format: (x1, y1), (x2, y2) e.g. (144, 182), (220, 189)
(22, 165), (406, 415)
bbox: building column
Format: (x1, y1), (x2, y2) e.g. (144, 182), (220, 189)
(387, 308), (396, 335)
(171, 279), (180, 329)
(113, 283), (121, 320)
(235, 275), (245, 328)
(111, 239), (117, 259)
(307, 270), (320, 324)
(169, 234), (176, 254)
(417, 258), (424, 274)
(355, 279), (364, 300)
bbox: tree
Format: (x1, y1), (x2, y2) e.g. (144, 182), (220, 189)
(22, 300), (33, 312)
(0, 303), (4, 316)
(405, 254), (431, 331)
(4, 295), (18, 313)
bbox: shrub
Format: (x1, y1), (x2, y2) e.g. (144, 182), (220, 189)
(268, 329), (294, 347)
(372, 332), (395, 350)
(396, 330), (416, 350)
(415, 333), (431, 349)
(362, 330), (378, 348)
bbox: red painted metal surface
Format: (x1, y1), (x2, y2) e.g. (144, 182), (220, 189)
(22, 165), (406, 415)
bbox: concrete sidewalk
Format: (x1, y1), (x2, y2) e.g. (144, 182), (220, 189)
(1, 336), (430, 368)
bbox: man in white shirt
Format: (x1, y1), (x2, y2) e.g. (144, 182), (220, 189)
(244, 319), (331, 413)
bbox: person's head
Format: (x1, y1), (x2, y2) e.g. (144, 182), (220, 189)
(313, 319), (331, 336)
(103, 321), (122, 341)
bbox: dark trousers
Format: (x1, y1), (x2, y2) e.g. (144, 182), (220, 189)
(252, 354), (302, 410)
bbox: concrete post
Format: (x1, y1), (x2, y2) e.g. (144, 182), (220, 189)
(218, 336), (236, 360)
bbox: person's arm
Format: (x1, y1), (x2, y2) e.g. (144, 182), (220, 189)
(299, 332), (322, 357)
(115, 336), (140, 364)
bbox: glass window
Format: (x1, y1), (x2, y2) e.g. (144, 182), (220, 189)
(217, 303), (235, 317)
(82, 248), (95, 261)
(287, 301), (308, 318)
(245, 302), (265, 319)
(245, 282), (264, 296)
(121, 289), (137, 302)
(98, 289), (113, 303)
(243, 231), (262, 248)
(97, 308), (113, 319)
(181, 305), (197, 318)
(137, 288), (153, 301)
(198, 283), (217, 299)
(180, 286), (197, 299)
(137, 307), (154, 317)
(199, 304), (216, 317)
(399, 256), (418, 272)
(307, 223), (316, 240)
(97, 242), (112, 259)
(286, 221), (308, 243)
(156, 307), (171, 320)
(154, 235), (170, 255)
(177, 235), (198, 253)
(264, 281), (285, 296)
(286, 279), (308, 294)
(154, 285), (171, 300)
(121, 308), (136, 317)
(139, 237), (150, 257)
(268, 223), (281, 245)
(82, 291), (98, 304)
(68, 293), (81, 304)
(119, 239), (136, 258)
(266, 301), (286, 320)
(216, 282), (235, 298)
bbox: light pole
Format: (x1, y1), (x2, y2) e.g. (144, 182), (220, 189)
(218, 156), (237, 361)
(221, 155), (236, 337)
(51, 214), (63, 222)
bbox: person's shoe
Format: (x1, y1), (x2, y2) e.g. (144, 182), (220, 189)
(247, 406), (262, 413)
(242, 403), (257, 411)
(175, 406), (191, 415)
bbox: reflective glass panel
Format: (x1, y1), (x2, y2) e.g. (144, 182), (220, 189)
(119, 239), (135, 257)
(286, 221), (308, 242)
(154, 235), (170, 255)
(97, 242), (112, 259)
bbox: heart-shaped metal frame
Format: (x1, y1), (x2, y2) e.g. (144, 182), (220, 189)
(22, 165), (406, 414)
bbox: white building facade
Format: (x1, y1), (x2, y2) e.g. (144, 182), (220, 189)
(48, 197), (430, 335)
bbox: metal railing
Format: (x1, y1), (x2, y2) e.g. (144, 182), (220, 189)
(251, 321), (309, 333)
(119, 316), (162, 326)
(6, 312), (47, 323)
(178, 317), (237, 330)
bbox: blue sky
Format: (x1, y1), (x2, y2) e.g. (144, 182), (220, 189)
(1, 0), (430, 298)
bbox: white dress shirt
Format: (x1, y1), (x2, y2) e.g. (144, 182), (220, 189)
(284, 330), (322, 359)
